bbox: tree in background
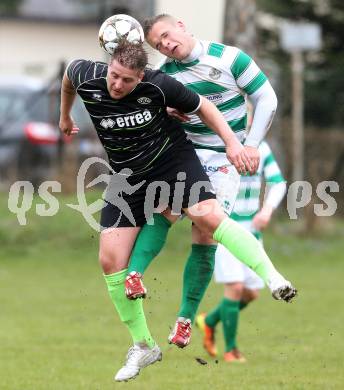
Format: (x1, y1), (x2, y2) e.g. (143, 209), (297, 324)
(223, 0), (257, 56)
(0, 0), (23, 15)
(257, 0), (344, 128)
(223, 0), (343, 222)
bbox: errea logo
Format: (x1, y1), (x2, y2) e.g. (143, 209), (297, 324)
(137, 97), (152, 104)
(100, 110), (153, 129)
(100, 119), (115, 129)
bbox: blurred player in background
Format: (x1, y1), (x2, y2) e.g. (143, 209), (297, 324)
(196, 141), (287, 362)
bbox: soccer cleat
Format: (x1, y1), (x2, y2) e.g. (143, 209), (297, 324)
(168, 317), (192, 348)
(268, 275), (297, 303)
(114, 343), (162, 382)
(125, 271), (147, 300)
(195, 313), (217, 357)
(272, 284), (298, 302)
(224, 348), (246, 363)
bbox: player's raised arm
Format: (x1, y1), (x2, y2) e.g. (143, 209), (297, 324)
(245, 81), (277, 148)
(231, 49), (278, 172)
(59, 59), (88, 136)
(59, 73), (79, 136)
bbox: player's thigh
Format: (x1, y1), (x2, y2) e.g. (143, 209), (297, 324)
(210, 164), (240, 216)
(99, 227), (140, 273)
(169, 145), (221, 234)
(196, 149), (240, 215)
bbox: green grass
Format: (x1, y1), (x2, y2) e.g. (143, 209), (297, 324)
(1, 192), (343, 390)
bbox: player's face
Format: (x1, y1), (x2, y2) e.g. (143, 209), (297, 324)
(107, 60), (144, 99)
(147, 20), (195, 60)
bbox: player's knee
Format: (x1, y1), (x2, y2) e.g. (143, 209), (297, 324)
(99, 252), (112, 273)
(224, 282), (244, 300)
(193, 214), (224, 237)
(161, 209), (179, 224)
(187, 199), (225, 236)
(192, 222), (216, 245)
(99, 250), (124, 274)
(244, 289), (260, 302)
(249, 289), (260, 301)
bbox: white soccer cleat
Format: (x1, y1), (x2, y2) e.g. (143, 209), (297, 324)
(268, 275), (297, 303)
(114, 343), (162, 382)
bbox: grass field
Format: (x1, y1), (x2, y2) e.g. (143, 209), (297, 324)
(1, 192), (343, 390)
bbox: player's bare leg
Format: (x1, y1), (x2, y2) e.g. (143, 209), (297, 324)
(100, 227), (161, 382)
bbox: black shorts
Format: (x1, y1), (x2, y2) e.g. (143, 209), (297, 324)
(100, 141), (216, 228)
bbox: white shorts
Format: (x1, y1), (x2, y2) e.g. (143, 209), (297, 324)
(196, 149), (240, 215)
(214, 243), (265, 290)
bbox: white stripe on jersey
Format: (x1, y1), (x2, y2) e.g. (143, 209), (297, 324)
(187, 130), (247, 147)
(237, 61), (261, 90)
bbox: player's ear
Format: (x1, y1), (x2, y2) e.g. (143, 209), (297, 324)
(176, 20), (186, 32)
(138, 71), (144, 81)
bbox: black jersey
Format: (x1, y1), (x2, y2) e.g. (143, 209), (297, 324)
(66, 60), (201, 177)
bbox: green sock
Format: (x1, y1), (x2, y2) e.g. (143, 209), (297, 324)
(178, 244), (217, 322)
(128, 213), (171, 274)
(213, 218), (278, 284)
(221, 298), (240, 352)
(239, 301), (248, 311)
(205, 301), (222, 328)
(104, 269), (155, 347)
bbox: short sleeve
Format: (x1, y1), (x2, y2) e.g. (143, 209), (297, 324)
(153, 71), (201, 114)
(66, 59), (94, 89)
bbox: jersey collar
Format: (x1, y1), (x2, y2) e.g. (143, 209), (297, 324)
(180, 40), (203, 64)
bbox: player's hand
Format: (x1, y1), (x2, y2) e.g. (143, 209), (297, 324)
(252, 205), (273, 230)
(166, 107), (190, 122)
(225, 137), (252, 175)
(59, 115), (79, 136)
(244, 146), (260, 174)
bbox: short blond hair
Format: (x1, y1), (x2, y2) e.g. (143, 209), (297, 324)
(110, 41), (147, 71)
(143, 14), (176, 38)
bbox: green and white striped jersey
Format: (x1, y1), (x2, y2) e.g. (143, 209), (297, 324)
(230, 141), (286, 239)
(159, 40), (268, 151)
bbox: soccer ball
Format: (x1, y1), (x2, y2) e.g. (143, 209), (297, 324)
(98, 14), (144, 55)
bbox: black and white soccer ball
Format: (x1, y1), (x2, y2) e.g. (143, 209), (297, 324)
(98, 14), (144, 55)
